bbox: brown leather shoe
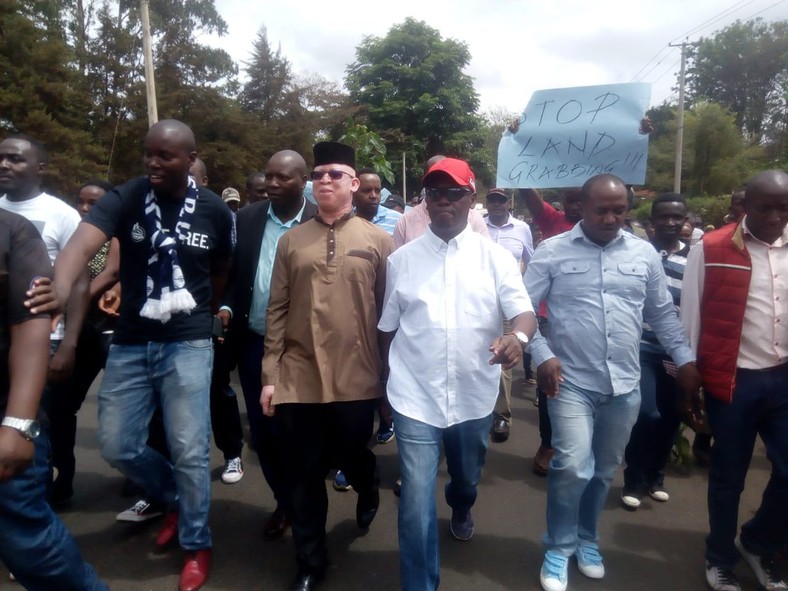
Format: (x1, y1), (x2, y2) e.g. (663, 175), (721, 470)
(263, 507), (290, 541)
(155, 511), (178, 548)
(178, 549), (211, 591)
(532, 445), (554, 477)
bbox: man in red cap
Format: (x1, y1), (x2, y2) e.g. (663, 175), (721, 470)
(261, 141), (392, 591)
(379, 157), (536, 590)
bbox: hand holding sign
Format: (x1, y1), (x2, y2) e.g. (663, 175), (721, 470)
(497, 83), (651, 189)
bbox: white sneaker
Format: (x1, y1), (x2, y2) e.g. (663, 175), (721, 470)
(221, 457), (244, 484)
(116, 499), (165, 523)
(575, 542), (605, 579)
(705, 562), (741, 591)
(736, 537), (787, 590)
(540, 550), (569, 591)
(649, 486), (670, 502)
(621, 488), (642, 509)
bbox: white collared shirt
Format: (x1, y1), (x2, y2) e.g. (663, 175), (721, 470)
(485, 213), (534, 266)
(378, 225), (534, 428)
(682, 218), (788, 369)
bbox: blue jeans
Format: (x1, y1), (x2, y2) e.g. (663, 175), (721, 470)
(0, 433), (108, 590)
(624, 351), (681, 491)
(98, 340), (213, 550)
(545, 380), (640, 555)
(705, 364), (788, 568)
(394, 410), (492, 591)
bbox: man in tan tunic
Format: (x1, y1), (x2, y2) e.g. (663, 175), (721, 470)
(261, 141), (392, 591)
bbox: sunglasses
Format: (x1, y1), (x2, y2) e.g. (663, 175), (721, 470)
(311, 169), (353, 181)
(425, 187), (472, 202)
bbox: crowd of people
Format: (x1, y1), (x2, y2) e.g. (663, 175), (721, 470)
(0, 120), (785, 591)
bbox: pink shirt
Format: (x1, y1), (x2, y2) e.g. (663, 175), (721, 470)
(392, 200), (489, 249)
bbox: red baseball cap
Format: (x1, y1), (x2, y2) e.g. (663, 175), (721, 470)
(422, 158), (476, 193)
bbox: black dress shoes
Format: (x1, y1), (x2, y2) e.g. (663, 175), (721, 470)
(263, 506), (290, 541)
(356, 486), (380, 529)
(288, 571), (323, 591)
(490, 417), (510, 443)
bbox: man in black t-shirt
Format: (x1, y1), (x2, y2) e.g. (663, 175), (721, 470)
(0, 209), (108, 590)
(51, 120), (232, 591)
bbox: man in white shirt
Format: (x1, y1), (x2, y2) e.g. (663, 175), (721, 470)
(0, 134), (90, 504)
(484, 188), (534, 442)
(378, 158), (536, 591)
(681, 169), (788, 591)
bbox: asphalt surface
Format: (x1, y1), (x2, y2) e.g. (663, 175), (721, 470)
(1, 369), (780, 591)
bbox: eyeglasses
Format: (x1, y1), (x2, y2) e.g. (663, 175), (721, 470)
(311, 169), (353, 181)
(425, 187), (471, 202)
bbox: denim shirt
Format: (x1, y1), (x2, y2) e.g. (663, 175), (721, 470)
(525, 223), (694, 395)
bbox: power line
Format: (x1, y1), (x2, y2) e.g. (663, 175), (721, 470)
(650, 58), (683, 85)
(670, 0), (758, 42)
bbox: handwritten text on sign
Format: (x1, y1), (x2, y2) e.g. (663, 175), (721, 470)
(496, 83), (651, 189)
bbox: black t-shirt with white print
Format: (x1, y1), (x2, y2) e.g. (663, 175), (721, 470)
(85, 177), (233, 344)
(0, 209), (52, 416)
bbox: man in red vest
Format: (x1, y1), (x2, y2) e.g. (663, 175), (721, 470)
(681, 169), (788, 591)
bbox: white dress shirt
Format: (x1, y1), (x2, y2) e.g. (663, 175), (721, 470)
(682, 218), (788, 369)
(378, 225), (533, 428)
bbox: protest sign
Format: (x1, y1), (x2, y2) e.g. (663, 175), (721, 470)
(496, 83), (651, 189)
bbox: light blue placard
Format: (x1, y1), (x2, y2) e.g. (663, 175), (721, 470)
(496, 83), (651, 189)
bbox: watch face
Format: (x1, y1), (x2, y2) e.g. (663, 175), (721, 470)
(27, 421), (41, 439)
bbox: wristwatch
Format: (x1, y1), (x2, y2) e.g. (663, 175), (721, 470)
(1, 417), (41, 441)
(508, 331), (529, 348)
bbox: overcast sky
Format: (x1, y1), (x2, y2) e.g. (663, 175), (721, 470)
(206, 0), (788, 116)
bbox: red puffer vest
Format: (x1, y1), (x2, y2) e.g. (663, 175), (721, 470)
(698, 223), (751, 403)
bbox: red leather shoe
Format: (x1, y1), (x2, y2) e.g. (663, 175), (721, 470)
(155, 511), (178, 548)
(178, 549), (211, 591)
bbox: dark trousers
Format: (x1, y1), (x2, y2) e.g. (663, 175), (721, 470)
(49, 326), (109, 494)
(623, 351), (680, 490)
(276, 399), (378, 575)
(705, 363), (788, 568)
(236, 330), (287, 507)
(535, 316), (552, 448)
(209, 338), (243, 460)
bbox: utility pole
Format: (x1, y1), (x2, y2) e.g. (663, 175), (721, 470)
(402, 152), (407, 201)
(140, 0), (158, 127)
(669, 40), (690, 194)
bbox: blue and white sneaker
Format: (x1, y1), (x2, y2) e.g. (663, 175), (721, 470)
(540, 550), (569, 591)
(333, 470), (352, 492)
(575, 541), (605, 579)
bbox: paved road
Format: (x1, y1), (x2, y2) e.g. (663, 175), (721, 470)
(2, 370), (780, 590)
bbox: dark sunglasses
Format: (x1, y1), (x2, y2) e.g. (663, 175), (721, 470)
(425, 187), (471, 201)
(311, 169), (352, 181)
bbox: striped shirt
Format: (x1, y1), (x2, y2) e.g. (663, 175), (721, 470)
(641, 240), (689, 355)
(370, 204), (402, 236)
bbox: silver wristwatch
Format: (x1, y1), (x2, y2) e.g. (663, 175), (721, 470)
(509, 331), (529, 348)
(1, 417), (41, 441)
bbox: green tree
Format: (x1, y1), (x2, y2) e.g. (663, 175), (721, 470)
(688, 19), (788, 143)
(340, 122), (394, 185)
(346, 18), (486, 186)
(240, 26), (292, 124)
(0, 0), (105, 197)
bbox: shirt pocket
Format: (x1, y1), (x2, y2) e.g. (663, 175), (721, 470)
(556, 260), (592, 294)
(613, 262), (648, 298)
(341, 250), (376, 284)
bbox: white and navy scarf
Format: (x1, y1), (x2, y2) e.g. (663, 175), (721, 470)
(139, 177), (198, 323)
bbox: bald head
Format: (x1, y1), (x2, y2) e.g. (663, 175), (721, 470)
(189, 157), (208, 187)
(143, 119), (197, 197)
(743, 169), (788, 243)
(580, 174), (627, 202)
(579, 174), (629, 246)
(424, 154), (446, 175)
(264, 149), (308, 212)
(146, 119), (196, 152)
(268, 150), (307, 177)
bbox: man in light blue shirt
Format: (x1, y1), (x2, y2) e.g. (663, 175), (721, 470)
(484, 188), (534, 442)
(354, 168), (402, 236)
(525, 174), (700, 591)
(217, 150), (317, 542)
